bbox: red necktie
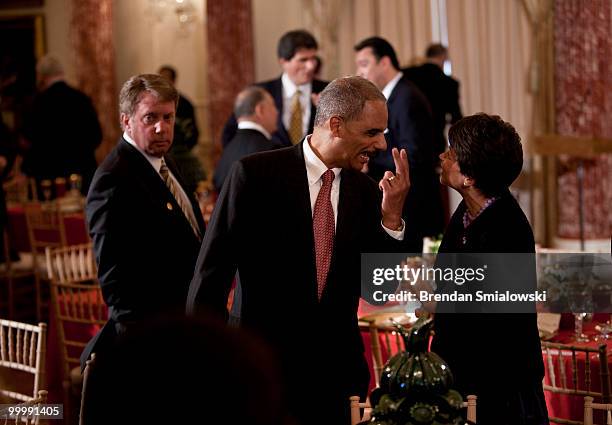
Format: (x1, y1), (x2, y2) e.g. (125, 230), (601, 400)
(313, 169), (335, 300)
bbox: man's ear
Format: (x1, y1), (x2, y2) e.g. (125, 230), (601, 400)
(121, 113), (130, 133)
(254, 102), (264, 118)
(329, 116), (342, 138)
(380, 56), (391, 69)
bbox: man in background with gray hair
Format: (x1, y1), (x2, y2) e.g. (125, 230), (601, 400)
(213, 86), (280, 192)
(188, 76), (410, 424)
(21, 55), (102, 193)
(82, 74), (205, 367)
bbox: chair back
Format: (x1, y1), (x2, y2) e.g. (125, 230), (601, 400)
(359, 319), (407, 387)
(349, 394), (476, 424)
(0, 390), (48, 425)
(542, 341), (612, 425)
(24, 202), (68, 255)
(45, 244), (97, 284)
(349, 395), (372, 425)
(78, 353), (96, 425)
(0, 320), (47, 402)
(584, 396), (612, 425)
(46, 244), (105, 377)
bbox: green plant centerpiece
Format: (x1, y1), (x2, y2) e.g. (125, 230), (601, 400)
(366, 316), (466, 425)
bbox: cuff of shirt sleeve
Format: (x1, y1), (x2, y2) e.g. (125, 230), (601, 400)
(381, 218), (405, 240)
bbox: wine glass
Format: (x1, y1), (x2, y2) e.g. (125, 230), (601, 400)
(69, 174), (82, 195)
(567, 284), (592, 343)
(40, 179), (52, 201)
(595, 320), (612, 342)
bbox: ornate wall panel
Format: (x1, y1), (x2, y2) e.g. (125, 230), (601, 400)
(206, 0), (254, 156)
(71, 0), (118, 159)
(554, 0), (612, 239)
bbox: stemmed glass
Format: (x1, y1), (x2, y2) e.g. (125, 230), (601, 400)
(69, 174), (82, 195)
(595, 319), (612, 342)
(40, 179), (52, 201)
(567, 283), (592, 343)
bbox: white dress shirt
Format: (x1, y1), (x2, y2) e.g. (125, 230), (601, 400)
(123, 131), (196, 217)
(282, 73), (312, 138)
(237, 120), (272, 140)
(382, 71), (403, 100)
(303, 136), (404, 239)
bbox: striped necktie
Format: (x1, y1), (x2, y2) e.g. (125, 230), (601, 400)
(288, 89), (303, 145)
(160, 158), (201, 240)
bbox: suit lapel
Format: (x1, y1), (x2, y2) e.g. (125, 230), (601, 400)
(284, 144), (317, 296)
(118, 140), (203, 238)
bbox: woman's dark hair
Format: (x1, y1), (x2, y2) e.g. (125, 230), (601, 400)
(448, 113), (523, 197)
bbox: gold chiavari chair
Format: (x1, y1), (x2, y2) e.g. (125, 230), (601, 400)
(542, 341), (611, 425)
(24, 201), (69, 321)
(45, 243), (105, 425)
(0, 319), (47, 403)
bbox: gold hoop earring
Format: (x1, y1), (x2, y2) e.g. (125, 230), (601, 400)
(463, 179), (469, 187)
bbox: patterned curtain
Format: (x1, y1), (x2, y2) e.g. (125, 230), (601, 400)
(521, 0), (555, 244)
(206, 0), (254, 161)
(554, 0), (612, 240)
(70, 0), (119, 160)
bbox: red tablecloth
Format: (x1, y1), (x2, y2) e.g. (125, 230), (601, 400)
(544, 314), (611, 423)
(7, 206), (88, 253)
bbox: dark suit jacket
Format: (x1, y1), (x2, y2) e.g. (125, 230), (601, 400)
(81, 138), (205, 365)
(213, 128), (280, 192)
(432, 190), (546, 423)
(370, 76), (443, 249)
(221, 77), (328, 148)
(22, 81), (102, 193)
(403, 63), (463, 157)
(187, 144), (403, 423)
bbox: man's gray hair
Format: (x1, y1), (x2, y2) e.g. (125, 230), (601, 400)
(119, 74), (178, 121)
(36, 55), (64, 77)
(314, 76), (385, 127)
(234, 86), (268, 119)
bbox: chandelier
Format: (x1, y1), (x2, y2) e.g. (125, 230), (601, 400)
(147, 0), (197, 33)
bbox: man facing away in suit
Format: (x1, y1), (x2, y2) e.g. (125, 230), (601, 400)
(403, 43), (463, 160)
(355, 37), (444, 251)
(21, 55), (102, 194)
(403, 44), (463, 225)
(188, 76), (410, 425)
(81, 74), (205, 367)
(213, 86), (280, 192)
(221, 29), (328, 148)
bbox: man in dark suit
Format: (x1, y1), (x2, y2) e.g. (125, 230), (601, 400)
(188, 76), (410, 425)
(21, 55), (102, 194)
(221, 29), (328, 148)
(403, 43), (463, 159)
(355, 37), (444, 251)
(213, 86), (280, 192)
(82, 74), (205, 366)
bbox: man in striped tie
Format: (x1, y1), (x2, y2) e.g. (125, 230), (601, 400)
(82, 74), (205, 369)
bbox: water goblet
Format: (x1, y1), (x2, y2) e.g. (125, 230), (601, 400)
(567, 285), (592, 343)
(40, 179), (52, 201)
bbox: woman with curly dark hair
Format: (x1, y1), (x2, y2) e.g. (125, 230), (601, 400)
(431, 113), (548, 425)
